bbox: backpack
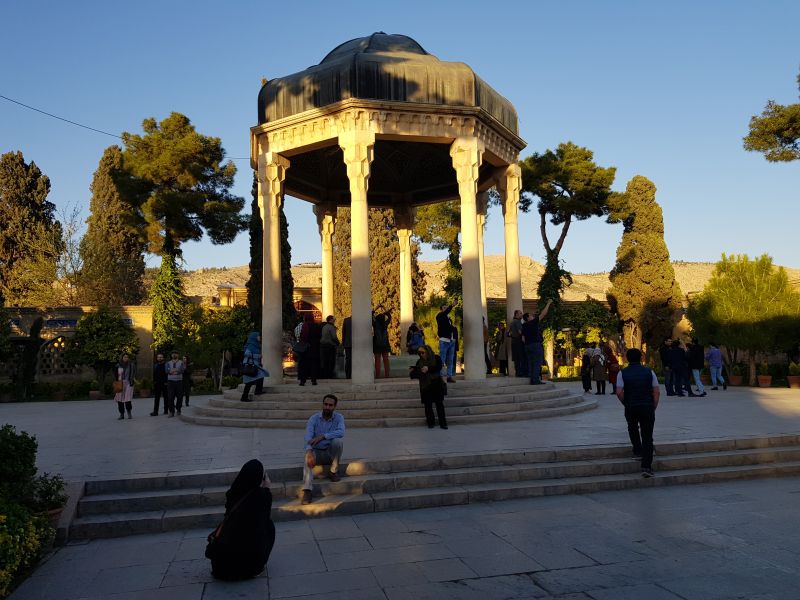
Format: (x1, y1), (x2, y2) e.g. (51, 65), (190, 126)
(409, 330), (424, 351)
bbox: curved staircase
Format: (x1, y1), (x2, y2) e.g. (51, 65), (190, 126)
(180, 377), (597, 428)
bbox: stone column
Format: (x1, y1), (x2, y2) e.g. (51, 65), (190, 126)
(477, 192), (489, 323)
(497, 164), (523, 376)
(340, 129), (375, 384)
(314, 203), (336, 318)
(394, 205), (415, 345)
(451, 137), (485, 381)
(258, 152), (290, 384)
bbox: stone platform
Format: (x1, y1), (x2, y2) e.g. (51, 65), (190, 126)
(181, 376), (597, 428)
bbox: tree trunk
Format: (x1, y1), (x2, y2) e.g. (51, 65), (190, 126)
(748, 350), (757, 386)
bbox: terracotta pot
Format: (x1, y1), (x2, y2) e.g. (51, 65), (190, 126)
(89, 390), (102, 400)
(52, 390), (66, 401)
(757, 375), (772, 388)
(700, 374), (711, 385)
(46, 507), (64, 529)
(787, 375), (800, 389)
(729, 375), (744, 386)
(138, 389), (151, 398)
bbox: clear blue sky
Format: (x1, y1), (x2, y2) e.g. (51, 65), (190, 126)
(1, 0), (797, 274)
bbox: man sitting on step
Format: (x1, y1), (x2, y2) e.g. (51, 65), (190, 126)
(616, 348), (660, 478)
(301, 394), (345, 505)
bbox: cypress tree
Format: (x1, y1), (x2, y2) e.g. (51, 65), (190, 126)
(245, 173), (297, 331)
(333, 207), (424, 354)
(149, 249), (186, 354)
(80, 146), (146, 305)
(608, 176), (682, 353)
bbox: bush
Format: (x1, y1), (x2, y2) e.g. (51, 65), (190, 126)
(0, 500), (53, 598)
(789, 362), (800, 376)
(191, 379), (221, 394)
(0, 426), (37, 501)
(758, 361), (770, 376)
(556, 366), (581, 378)
(221, 375), (242, 389)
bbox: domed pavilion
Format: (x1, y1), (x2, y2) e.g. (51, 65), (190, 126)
(251, 32), (527, 384)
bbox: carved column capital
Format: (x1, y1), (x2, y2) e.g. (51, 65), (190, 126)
(258, 152), (290, 212)
(497, 163), (521, 221)
(393, 204), (416, 232)
(339, 130), (376, 194)
(314, 203), (337, 250)
(450, 137), (485, 191)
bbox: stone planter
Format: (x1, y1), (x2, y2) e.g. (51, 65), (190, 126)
(729, 375), (744, 386)
(787, 375), (800, 389)
(757, 375), (772, 388)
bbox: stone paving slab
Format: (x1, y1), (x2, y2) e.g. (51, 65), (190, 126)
(9, 476), (800, 599)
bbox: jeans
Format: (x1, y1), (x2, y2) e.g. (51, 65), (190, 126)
(691, 369), (705, 394)
(710, 366), (725, 387)
(153, 381), (167, 414)
(438, 339), (456, 378)
(663, 367), (674, 395)
(166, 380), (183, 414)
(525, 343), (544, 384)
(625, 405), (656, 470)
(302, 438), (344, 490)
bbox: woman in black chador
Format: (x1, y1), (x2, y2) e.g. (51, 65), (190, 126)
(411, 345), (448, 429)
(207, 459), (275, 580)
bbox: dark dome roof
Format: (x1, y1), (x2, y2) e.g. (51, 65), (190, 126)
(258, 32), (518, 134)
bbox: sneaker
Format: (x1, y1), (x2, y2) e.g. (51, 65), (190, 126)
(632, 452), (642, 460)
(150, 412), (158, 416)
(723, 381), (727, 390)
(328, 472), (341, 483)
(440, 425), (448, 429)
(642, 469), (654, 478)
(698, 392), (707, 397)
(168, 412), (175, 418)
(711, 387), (719, 391)
(301, 490), (312, 505)
(117, 415), (124, 420)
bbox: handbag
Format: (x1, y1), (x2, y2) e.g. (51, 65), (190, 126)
(112, 380), (124, 394)
(240, 362), (259, 377)
(292, 341), (309, 354)
(205, 489), (255, 559)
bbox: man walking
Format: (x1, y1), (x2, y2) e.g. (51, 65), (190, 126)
(687, 338), (707, 396)
(320, 315), (340, 379)
(659, 338), (674, 396)
(705, 342), (726, 390)
(616, 348), (660, 477)
(150, 353), (167, 416)
(166, 351), (185, 417)
(509, 309), (526, 378)
(520, 299), (553, 385)
(301, 394), (345, 505)
(436, 303), (457, 383)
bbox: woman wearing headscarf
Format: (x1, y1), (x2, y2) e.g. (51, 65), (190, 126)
(114, 353), (136, 420)
(411, 345), (448, 429)
(372, 310), (392, 378)
(206, 459), (275, 580)
(297, 313), (320, 386)
(493, 322), (509, 376)
(241, 332), (268, 402)
(603, 343), (620, 394)
(591, 346), (607, 395)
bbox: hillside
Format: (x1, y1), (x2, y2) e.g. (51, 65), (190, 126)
(182, 257), (800, 302)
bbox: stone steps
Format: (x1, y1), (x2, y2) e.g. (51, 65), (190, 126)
(67, 434), (800, 540)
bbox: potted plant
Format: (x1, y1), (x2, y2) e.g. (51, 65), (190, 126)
(136, 378), (152, 398)
(33, 473), (68, 528)
(729, 364), (744, 386)
(541, 365), (550, 381)
(88, 380), (102, 400)
(757, 361), (772, 388)
(787, 362), (800, 389)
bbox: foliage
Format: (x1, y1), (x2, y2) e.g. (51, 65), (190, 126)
(687, 254), (800, 385)
(245, 173), (297, 331)
(759, 361), (771, 376)
(65, 307), (139, 384)
(414, 200), (461, 307)
(0, 300), (10, 362)
(559, 297), (619, 348)
(0, 500), (52, 598)
(80, 146), (146, 305)
(181, 306), (253, 386)
(519, 142), (616, 327)
(743, 70), (800, 162)
(0, 425), (37, 501)
(191, 378), (222, 394)
(30, 474), (67, 512)
(222, 375), (242, 389)
(333, 207), (425, 353)
(149, 250), (187, 354)
(0, 151), (62, 306)
(117, 113), (246, 256)
(557, 365), (581, 378)
(789, 361), (800, 376)
(13, 318), (44, 402)
(607, 176), (683, 353)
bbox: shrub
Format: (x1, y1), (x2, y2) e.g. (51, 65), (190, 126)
(191, 379), (221, 394)
(789, 362), (800, 376)
(0, 426), (37, 501)
(557, 365), (581, 378)
(758, 361), (770, 376)
(221, 375), (242, 389)
(0, 500), (53, 598)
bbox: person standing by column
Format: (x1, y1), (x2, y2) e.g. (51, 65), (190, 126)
(150, 353), (167, 416)
(493, 321), (509, 376)
(616, 348), (660, 478)
(241, 332), (268, 401)
(372, 309), (392, 379)
(521, 299), (553, 385)
(580, 343), (596, 393)
(436, 303), (457, 383)
(320, 315), (340, 379)
(509, 309), (526, 378)
(114, 353), (136, 420)
(705, 342), (726, 390)
(166, 350), (185, 417)
(342, 316), (352, 379)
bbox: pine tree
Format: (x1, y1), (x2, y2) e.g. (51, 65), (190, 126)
(607, 176), (682, 353)
(80, 146), (146, 305)
(333, 207), (424, 353)
(245, 173), (297, 331)
(0, 151), (61, 304)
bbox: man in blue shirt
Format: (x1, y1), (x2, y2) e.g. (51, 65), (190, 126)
(301, 394), (345, 505)
(616, 348), (661, 478)
(520, 299), (553, 385)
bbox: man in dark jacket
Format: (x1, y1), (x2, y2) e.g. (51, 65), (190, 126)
(520, 299), (553, 385)
(616, 348), (660, 477)
(509, 310), (526, 377)
(436, 303), (457, 383)
(687, 338), (707, 396)
(150, 353), (167, 416)
(659, 338), (674, 396)
(670, 341), (696, 397)
(342, 316), (352, 379)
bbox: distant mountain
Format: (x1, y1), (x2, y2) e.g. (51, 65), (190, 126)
(181, 257), (800, 302)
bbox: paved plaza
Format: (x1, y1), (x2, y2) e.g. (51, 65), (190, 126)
(3, 383), (800, 599)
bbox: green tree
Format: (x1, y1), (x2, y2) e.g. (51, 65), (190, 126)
(561, 297), (619, 348)
(245, 173), (297, 331)
(65, 307), (139, 387)
(0, 151), (62, 305)
(149, 251), (186, 354)
(414, 200), (462, 308)
(0, 300), (10, 362)
(520, 142), (616, 325)
(743, 69), (800, 162)
(687, 254), (800, 385)
(80, 146), (146, 305)
(333, 207), (425, 353)
(182, 306), (253, 387)
(607, 176), (683, 354)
